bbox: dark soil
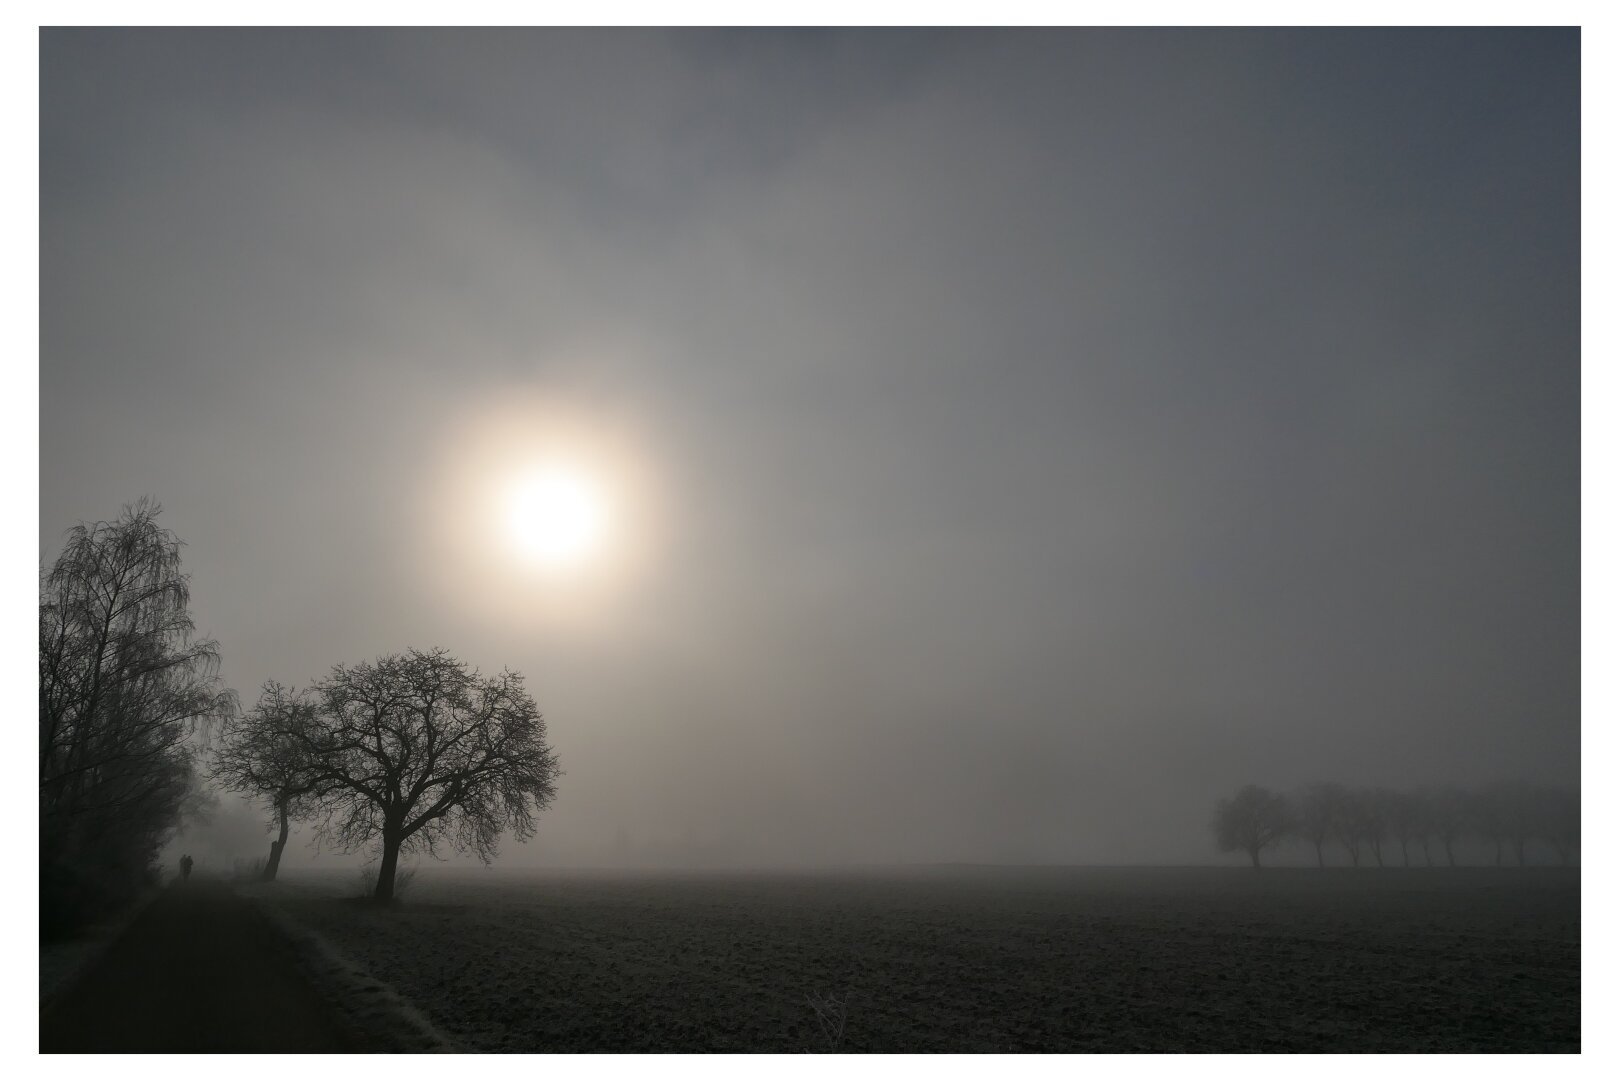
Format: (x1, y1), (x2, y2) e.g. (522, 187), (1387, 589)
(40, 879), (366, 1053)
(271, 865), (1581, 1053)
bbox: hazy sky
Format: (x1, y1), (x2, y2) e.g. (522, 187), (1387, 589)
(39, 28), (1579, 868)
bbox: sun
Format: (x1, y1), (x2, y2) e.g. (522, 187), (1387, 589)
(430, 386), (663, 614)
(503, 466), (608, 567)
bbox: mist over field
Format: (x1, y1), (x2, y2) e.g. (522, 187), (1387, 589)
(39, 27), (1581, 1056)
(41, 29), (1577, 875)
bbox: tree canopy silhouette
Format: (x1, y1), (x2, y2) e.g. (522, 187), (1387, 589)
(1215, 780), (1577, 868)
(291, 648), (561, 902)
(39, 499), (233, 933)
(211, 682), (323, 881)
(1293, 782), (1348, 869)
(1211, 784), (1294, 869)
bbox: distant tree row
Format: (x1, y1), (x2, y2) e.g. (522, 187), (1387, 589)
(1212, 781), (1579, 869)
(40, 501), (234, 936)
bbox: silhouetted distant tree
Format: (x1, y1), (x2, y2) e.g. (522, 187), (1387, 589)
(1407, 789), (1437, 866)
(1294, 782), (1348, 868)
(1491, 781), (1540, 867)
(293, 649), (561, 902)
(1215, 778), (1574, 871)
(1212, 785), (1294, 868)
(1469, 785), (1510, 866)
(39, 500), (234, 934)
(1535, 786), (1579, 865)
(210, 682), (323, 881)
(1356, 788), (1389, 867)
(1426, 786), (1469, 867)
(1376, 788), (1421, 867)
(1331, 789), (1365, 867)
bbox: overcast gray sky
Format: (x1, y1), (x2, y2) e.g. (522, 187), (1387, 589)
(40, 28), (1579, 868)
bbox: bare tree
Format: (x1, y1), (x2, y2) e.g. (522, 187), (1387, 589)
(39, 499), (235, 932)
(1407, 789), (1436, 866)
(1212, 785), (1294, 869)
(1376, 788), (1420, 868)
(1492, 781), (1539, 867)
(1535, 785), (1579, 866)
(1331, 789), (1364, 867)
(210, 682), (323, 881)
(1356, 788), (1389, 867)
(294, 649), (561, 903)
(1425, 786), (1468, 867)
(1469, 785), (1510, 866)
(1294, 782), (1347, 869)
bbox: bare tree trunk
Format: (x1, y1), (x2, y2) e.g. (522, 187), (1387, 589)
(1400, 839), (1410, 867)
(1371, 839), (1384, 867)
(1248, 846), (1261, 869)
(1314, 840), (1324, 869)
(374, 829), (402, 903)
(262, 803), (289, 882)
(1444, 837), (1456, 867)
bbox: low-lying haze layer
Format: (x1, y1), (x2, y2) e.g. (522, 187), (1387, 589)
(41, 29), (1579, 868)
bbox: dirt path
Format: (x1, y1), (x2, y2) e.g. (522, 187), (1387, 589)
(40, 879), (365, 1053)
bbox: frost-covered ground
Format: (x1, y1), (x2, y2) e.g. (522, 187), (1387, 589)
(243, 880), (457, 1052)
(256, 865), (1579, 1052)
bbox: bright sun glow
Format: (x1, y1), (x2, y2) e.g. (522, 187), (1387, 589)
(429, 383), (662, 623)
(504, 466), (608, 567)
